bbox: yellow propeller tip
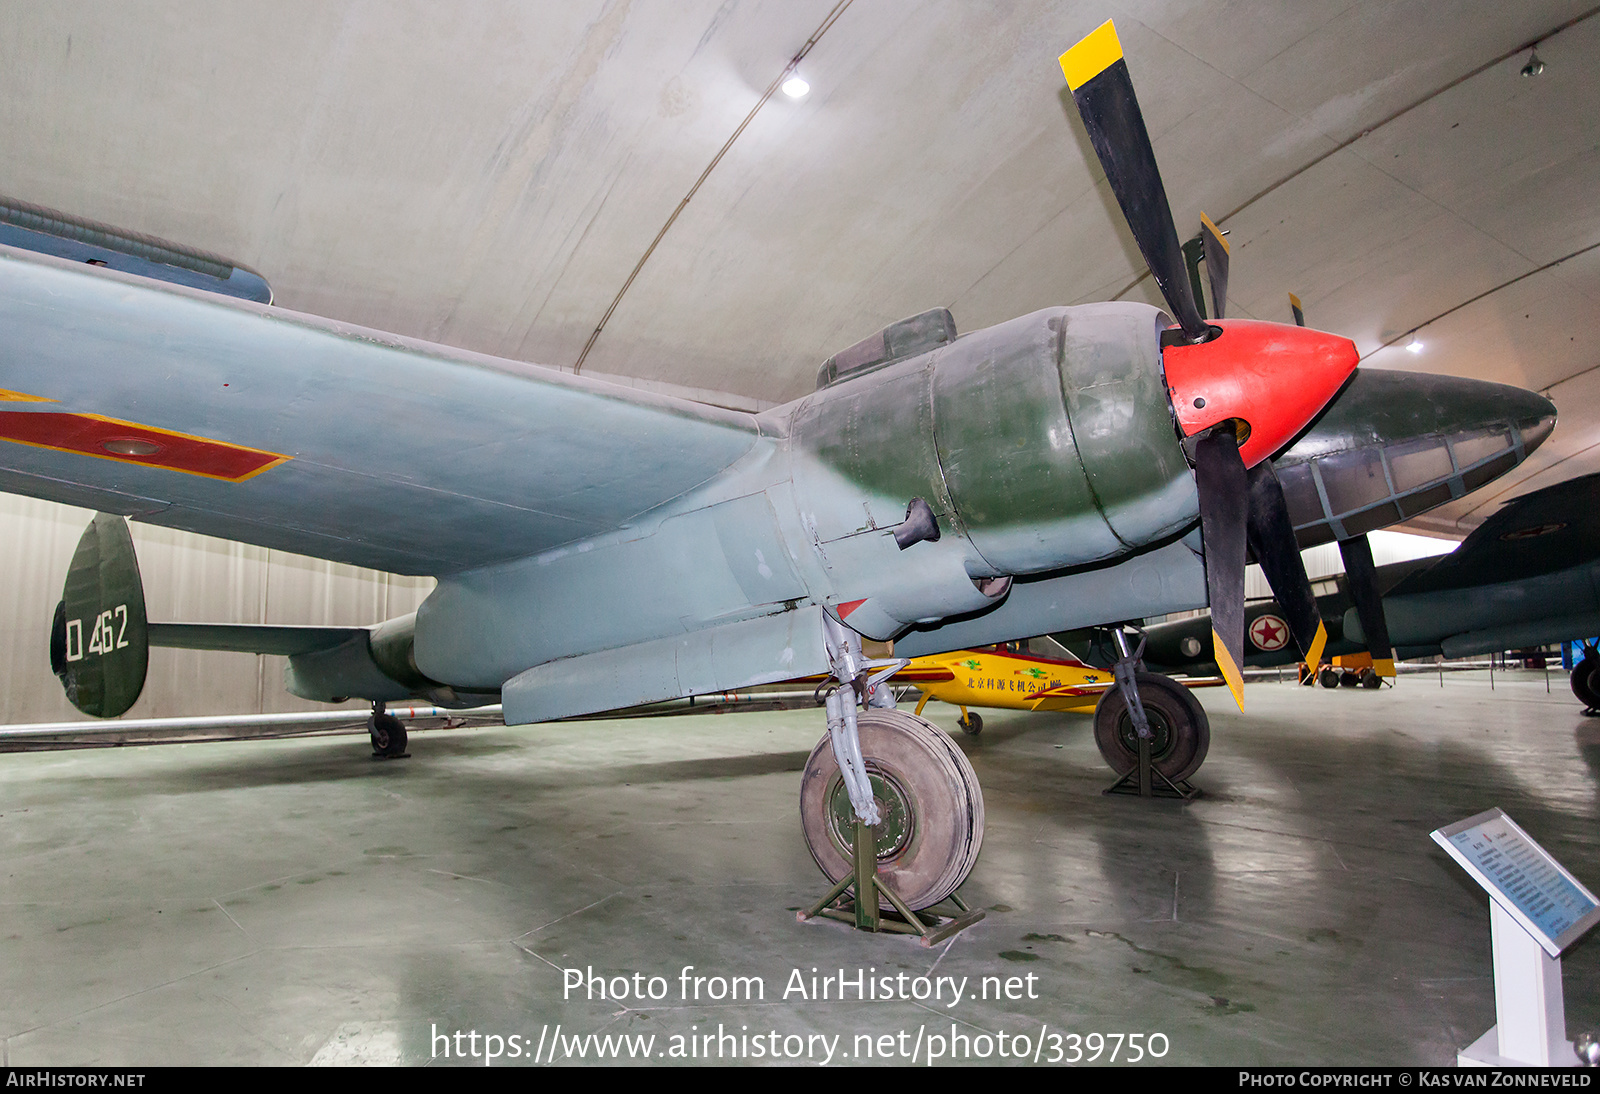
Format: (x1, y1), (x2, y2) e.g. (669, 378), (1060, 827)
(1060, 20), (1123, 91)
(1212, 628), (1246, 711)
(1304, 621), (1328, 676)
(1200, 211), (1230, 254)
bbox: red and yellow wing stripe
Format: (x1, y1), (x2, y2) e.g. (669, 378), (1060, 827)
(0, 404), (289, 483)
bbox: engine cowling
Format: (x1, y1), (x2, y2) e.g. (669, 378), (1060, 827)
(789, 303), (1194, 637)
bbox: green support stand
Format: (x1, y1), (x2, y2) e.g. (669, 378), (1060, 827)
(799, 819), (985, 947)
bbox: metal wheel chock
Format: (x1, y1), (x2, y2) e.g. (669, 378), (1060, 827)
(1102, 627), (1198, 801)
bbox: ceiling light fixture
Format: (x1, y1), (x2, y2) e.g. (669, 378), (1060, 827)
(1521, 48), (1545, 77)
(782, 74), (810, 99)
(1406, 336), (1424, 354)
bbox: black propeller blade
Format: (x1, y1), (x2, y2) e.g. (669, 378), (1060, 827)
(1182, 236), (1207, 320)
(1285, 293), (1395, 681)
(1192, 428), (1249, 708)
(1339, 534), (1396, 679)
(1061, 22), (1212, 343)
(1200, 212), (1229, 320)
(1246, 461), (1328, 674)
(1063, 21), (1329, 704)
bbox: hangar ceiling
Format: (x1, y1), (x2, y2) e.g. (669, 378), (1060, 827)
(2, 0), (1597, 538)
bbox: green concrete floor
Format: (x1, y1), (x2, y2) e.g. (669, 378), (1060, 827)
(2, 670), (1597, 1066)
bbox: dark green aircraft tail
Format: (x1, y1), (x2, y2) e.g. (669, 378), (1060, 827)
(48, 512), (494, 717)
(50, 512), (150, 717)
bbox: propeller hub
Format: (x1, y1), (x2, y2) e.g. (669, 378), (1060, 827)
(1163, 319), (1358, 467)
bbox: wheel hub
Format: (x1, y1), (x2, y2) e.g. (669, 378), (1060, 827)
(1115, 707), (1175, 758)
(826, 769), (913, 861)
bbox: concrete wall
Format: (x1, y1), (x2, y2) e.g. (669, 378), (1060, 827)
(0, 495), (434, 725)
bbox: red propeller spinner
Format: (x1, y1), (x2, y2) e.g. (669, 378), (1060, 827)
(1163, 319), (1359, 466)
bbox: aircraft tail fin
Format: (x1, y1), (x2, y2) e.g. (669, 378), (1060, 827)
(51, 513), (149, 717)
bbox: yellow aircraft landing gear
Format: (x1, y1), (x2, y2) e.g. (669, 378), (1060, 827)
(911, 692), (983, 736)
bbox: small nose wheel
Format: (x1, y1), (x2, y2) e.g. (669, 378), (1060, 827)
(368, 702), (409, 759)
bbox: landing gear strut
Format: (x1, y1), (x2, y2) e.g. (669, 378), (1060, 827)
(1095, 627), (1207, 799)
(368, 701), (408, 759)
(797, 617), (985, 942)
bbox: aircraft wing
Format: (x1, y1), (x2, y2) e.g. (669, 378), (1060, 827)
(1387, 473), (1600, 597)
(0, 247), (763, 575)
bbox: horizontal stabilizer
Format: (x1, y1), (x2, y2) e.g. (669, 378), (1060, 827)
(148, 623), (362, 657)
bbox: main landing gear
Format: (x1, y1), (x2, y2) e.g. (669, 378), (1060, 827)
(1572, 649), (1600, 714)
(1312, 665), (1385, 689)
(797, 618), (985, 943)
(368, 701), (409, 759)
(1094, 628), (1208, 799)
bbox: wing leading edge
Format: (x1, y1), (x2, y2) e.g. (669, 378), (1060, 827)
(0, 246), (764, 575)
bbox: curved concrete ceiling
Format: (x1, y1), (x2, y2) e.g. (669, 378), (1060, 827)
(2, 1), (1596, 535)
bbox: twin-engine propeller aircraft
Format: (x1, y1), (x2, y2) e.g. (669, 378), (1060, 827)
(2, 21), (1556, 910)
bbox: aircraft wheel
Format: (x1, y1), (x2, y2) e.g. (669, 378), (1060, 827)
(1359, 668), (1383, 689)
(1338, 670), (1361, 688)
(368, 712), (408, 757)
(1092, 672), (1210, 783)
(800, 710), (984, 911)
(957, 711), (983, 736)
(1318, 667), (1341, 689)
(1571, 655), (1600, 709)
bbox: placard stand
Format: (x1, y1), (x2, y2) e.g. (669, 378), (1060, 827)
(1458, 902), (1579, 1066)
(1432, 808), (1600, 1067)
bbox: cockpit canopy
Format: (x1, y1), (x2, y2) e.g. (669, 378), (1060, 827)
(815, 307), (957, 389)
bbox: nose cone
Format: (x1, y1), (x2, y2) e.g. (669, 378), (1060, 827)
(1517, 395), (1557, 456)
(1163, 319), (1359, 467)
(1269, 371), (1558, 549)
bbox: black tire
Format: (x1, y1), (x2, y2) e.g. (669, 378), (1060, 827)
(958, 711), (983, 736)
(1092, 672), (1211, 783)
(1572, 656), (1600, 709)
(1338, 670), (1360, 688)
(1318, 667), (1340, 689)
(800, 710), (984, 911)
(368, 712), (408, 757)
(1359, 668), (1383, 689)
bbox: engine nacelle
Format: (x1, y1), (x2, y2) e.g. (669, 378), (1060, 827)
(789, 303), (1194, 638)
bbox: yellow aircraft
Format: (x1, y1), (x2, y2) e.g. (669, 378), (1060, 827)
(903, 635), (1222, 735)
